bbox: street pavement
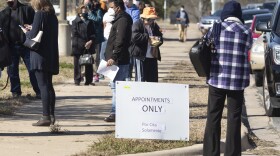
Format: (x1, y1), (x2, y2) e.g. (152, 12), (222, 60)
(0, 22), (280, 156)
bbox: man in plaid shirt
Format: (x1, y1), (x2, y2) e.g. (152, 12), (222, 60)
(203, 1), (253, 156)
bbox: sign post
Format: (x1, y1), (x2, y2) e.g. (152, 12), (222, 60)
(116, 82), (189, 141)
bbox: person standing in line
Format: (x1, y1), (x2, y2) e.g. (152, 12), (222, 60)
(71, 5), (96, 86)
(100, 7), (115, 62)
(83, 0), (104, 82)
(176, 5), (189, 42)
(203, 1), (253, 156)
(130, 7), (163, 82)
(0, 0), (40, 98)
(21, 0), (59, 126)
(123, 0), (140, 80)
(99, 0), (108, 14)
(104, 0), (133, 122)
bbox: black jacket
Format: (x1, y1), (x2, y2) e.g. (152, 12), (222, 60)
(71, 16), (96, 55)
(0, 2), (34, 45)
(105, 11), (133, 65)
(130, 20), (163, 61)
(26, 11), (59, 75)
(0, 28), (11, 68)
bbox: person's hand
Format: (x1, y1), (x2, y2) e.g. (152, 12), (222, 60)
(85, 40), (93, 49)
(24, 24), (32, 31)
(107, 59), (115, 66)
(20, 27), (28, 33)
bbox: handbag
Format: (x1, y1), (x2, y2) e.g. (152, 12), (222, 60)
(150, 36), (162, 47)
(189, 31), (215, 77)
(23, 23), (43, 51)
(79, 49), (94, 66)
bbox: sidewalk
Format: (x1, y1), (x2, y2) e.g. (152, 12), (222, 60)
(0, 23), (200, 156)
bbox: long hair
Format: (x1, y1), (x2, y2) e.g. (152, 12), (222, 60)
(30, 0), (55, 14)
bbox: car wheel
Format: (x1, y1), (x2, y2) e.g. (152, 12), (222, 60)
(262, 69), (280, 117)
(255, 71), (263, 87)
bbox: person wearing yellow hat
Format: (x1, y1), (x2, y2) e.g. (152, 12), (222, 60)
(129, 7), (163, 82)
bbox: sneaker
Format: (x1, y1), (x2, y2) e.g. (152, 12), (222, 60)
(32, 116), (51, 126)
(104, 114), (115, 122)
(12, 93), (21, 98)
(99, 74), (105, 80)
(93, 75), (99, 83)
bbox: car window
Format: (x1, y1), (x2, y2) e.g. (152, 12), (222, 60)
(263, 2), (276, 11)
(243, 11), (270, 21)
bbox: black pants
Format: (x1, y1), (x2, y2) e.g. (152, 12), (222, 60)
(134, 58), (158, 82)
(203, 85), (243, 156)
(73, 55), (93, 84)
(34, 70), (55, 116)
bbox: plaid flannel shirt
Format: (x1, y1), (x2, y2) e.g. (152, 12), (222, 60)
(207, 21), (253, 90)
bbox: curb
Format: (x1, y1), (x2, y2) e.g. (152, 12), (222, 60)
(121, 124), (253, 156)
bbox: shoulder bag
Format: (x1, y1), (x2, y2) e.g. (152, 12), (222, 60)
(189, 30), (215, 77)
(79, 49), (94, 66)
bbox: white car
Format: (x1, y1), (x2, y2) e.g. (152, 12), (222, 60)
(249, 33), (266, 86)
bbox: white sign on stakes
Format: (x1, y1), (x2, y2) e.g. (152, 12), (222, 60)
(116, 81), (189, 141)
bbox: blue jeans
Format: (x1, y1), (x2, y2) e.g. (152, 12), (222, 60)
(7, 45), (40, 95)
(110, 64), (129, 114)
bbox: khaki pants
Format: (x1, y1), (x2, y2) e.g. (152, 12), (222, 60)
(178, 24), (187, 41)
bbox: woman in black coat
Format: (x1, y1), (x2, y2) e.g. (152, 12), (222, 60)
(71, 5), (95, 86)
(21, 0), (59, 126)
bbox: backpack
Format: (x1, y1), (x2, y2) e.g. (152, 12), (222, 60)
(0, 27), (11, 69)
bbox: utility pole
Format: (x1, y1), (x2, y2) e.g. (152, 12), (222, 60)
(58, 0), (71, 56)
(164, 0), (167, 21)
(211, 0), (216, 14)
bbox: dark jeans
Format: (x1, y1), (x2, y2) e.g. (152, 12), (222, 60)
(73, 55), (93, 84)
(34, 70), (55, 116)
(129, 56), (134, 78)
(7, 45), (40, 95)
(203, 85), (243, 156)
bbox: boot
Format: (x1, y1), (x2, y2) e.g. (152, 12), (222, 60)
(50, 115), (56, 125)
(32, 116), (51, 126)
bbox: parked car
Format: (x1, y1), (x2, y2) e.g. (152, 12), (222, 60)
(242, 9), (271, 27)
(249, 34), (266, 86)
(256, 1), (280, 117)
(198, 9), (222, 35)
(263, 1), (277, 11)
(246, 3), (263, 9)
(249, 13), (272, 87)
(198, 9), (270, 35)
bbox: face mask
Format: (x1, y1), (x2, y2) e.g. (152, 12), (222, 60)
(7, 1), (14, 8)
(82, 13), (88, 20)
(180, 8), (184, 11)
(107, 8), (115, 16)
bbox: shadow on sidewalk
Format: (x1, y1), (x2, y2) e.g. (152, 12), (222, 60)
(0, 130), (114, 137)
